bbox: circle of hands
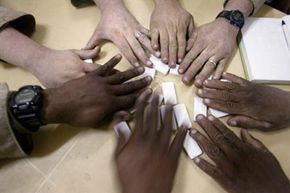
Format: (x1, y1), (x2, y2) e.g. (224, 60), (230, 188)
(30, 1), (290, 193)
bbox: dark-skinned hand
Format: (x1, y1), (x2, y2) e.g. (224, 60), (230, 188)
(115, 93), (187, 193)
(191, 114), (290, 193)
(41, 54), (152, 128)
(197, 72), (290, 132)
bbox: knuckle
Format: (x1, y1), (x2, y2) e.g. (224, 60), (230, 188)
(213, 133), (226, 144)
(209, 146), (223, 159)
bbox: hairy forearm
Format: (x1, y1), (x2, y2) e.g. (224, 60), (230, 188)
(93, 0), (125, 11)
(0, 27), (48, 73)
(224, 0), (254, 18)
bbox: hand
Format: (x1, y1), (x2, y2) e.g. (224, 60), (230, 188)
(30, 47), (100, 88)
(179, 18), (238, 86)
(41, 54), (152, 128)
(149, 0), (194, 67)
(115, 93), (187, 193)
(191, 115), (290, 193)
(86, 3), (156, 67)
(197, 73), (290, 131)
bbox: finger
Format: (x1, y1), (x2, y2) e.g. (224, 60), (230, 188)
(92, 54), (122, 76)
(227, 116), (272, 131)
(85, 29), (103, 49)
(146, 94), (160, 138)
(177, 29), (186, 64)
(150, 28), (160, 51)
(203, 98), (239, 114)
(134, 89), (153, 136)
(113, 112), (131, 154)
(187, 18), (195, 38)
(208, 115), (244, 149)
(182, 50), (210, 85)
(222, 72), (248, 85)
(194, 60), (216, 88)
(115, 37), (140, 67)
(213, 59), (227, 80)
(197, 88), (237, 102)
(168, 31), (178, 68)
(196, 115), (239, 159)
(169, 126), (187, 161)
(83, 63), (98, 73)
(74, 46), (101, 60)
(190, 129), (228, 166)
(179, 41), (202, 74)
(194, 157), (222, 180)
(159, 105), (174, 149)
(126, 36), (153, 67)
(203, 79), (240, 91)
(160, 29), (169, 64)
(106, 67), (145, 84)
(135, 31), (158, 57)
(186, 29), (197, 52)
(113, 76), (152, 96)
(240, 129), (269, 151)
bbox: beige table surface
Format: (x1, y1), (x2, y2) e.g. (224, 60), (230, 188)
(0, 0), (289, 193)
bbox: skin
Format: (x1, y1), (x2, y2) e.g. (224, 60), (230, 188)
(197, 73), (290, 132)
(86, 0), (158, 67)
(0, 27), (100, 88)
(191, 115), (290, 193)
(41, 54), (152, 128)
(149, 0), (194, 67)
(179, 0), (253, 86)
(115, 93), (187, 193)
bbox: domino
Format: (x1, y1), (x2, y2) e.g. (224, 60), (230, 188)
(162, 82), (178, 105)
(208, 108), (229, 118)
(150, 55), (170, 75)
(113, 121), (132, 141)
(193, 96), (207, 121)
(169, 65), (180, 75)
(84, 59), (93, 63)
(183, 131), (202, 159)
(143, 67), (156, 79)
(173, 104), (192, 128)
(160, 105), (177, 130)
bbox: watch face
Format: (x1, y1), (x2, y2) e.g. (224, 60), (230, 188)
(15, 89), (35, 104)
(232, 11), (243, 21)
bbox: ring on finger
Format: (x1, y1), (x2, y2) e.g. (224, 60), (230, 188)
(208, 59), (217, 69)
(135, 31), (144, 39)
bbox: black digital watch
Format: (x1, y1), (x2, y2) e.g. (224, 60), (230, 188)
(216, 10), (245, 30)
(8, 85), (46, 133)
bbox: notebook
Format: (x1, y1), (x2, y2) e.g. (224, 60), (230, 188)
(239, 15), (290, 84)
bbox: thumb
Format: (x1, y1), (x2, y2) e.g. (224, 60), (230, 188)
(83, 63), (100, 73)
(74, 46), (101, 60)
(240, 129), (268, 151)
(85, 29), (104, 50)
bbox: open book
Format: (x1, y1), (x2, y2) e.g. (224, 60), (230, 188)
(239, 15), (290, 84)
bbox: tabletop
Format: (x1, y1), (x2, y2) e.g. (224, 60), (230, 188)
(0, 0), (289, 193)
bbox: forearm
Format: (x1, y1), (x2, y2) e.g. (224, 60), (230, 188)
(224, 0), (254, 18)
(0, 27), (48, 74)
(93, 0), (125, 12)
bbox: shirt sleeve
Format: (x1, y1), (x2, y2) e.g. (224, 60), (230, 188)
(0, 6), (35, 36)
(223, 0), (266, 15)
(0, 83), (33, 159)
(70, 0), (95, 8)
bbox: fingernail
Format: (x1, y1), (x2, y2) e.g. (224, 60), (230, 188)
(198, 89), (203, 95)
(265, 122), (272, 129)
(179, 68), (184, 74)
(183, 76), (190, 83)
(134, 62), (140, 67)
(208, 115), (215, 121)
(204, 80), (209, 85)
(223, 72), (227, 76)
(162, 57), (168, 63)
(116, 54), (122, 59)
(191, 129), (197, 135)
(154, 44), (158, 49)
(195, 79), (203, 87)
(194, 157), (201, 164)
(155, 51), (161, 57)
(204, 98), (211, 104)
(170, 62), (176, 68)
(145, 76), (152, 82)
(228, 119), (237, 126)
(196, 114), (204, 121)
(178, 58), (182, 63)
(146, 61), (153, 67)
(137, 67), (145, 73)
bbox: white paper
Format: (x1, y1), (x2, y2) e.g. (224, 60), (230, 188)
(174, 104), (192, 128)
(150, 55), (170, 75)
(183, 131), (202, 159)
(113, 122), (132, 141)
(208, 108), (229, 118)
(144, 67), (156, 79)
(162, 82), (178, 105)
(193, 97), (207, 121)
(160, 105), (177, 130)
(84, 59), (93, 63)
(169, 65), (180, 75)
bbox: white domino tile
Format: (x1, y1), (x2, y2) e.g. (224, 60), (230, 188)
(183, 131), (202, 159)
(150, 55), (170, 75)
(84, 59), (93, 63)
(160, 105), (177, 130)
(193, 96), (207, 121)
(162, 82), (178, 105)
(174, 104), (192, 128)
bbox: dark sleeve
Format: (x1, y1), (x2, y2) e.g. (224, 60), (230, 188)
(70, 0), (95, 8)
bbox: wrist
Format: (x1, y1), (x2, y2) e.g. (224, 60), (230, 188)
(25, 46), (51, 75)
(154, 0), (177, 6)
(95, 0), (125, 13)
(224, 0), (253, 17)
(41, 88), (63, 124)
(215, 17), (239, 35)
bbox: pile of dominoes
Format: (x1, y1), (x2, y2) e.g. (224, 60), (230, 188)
(86, 55), (228, 160)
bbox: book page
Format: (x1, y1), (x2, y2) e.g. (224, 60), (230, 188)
(241, 17), (290, 82)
